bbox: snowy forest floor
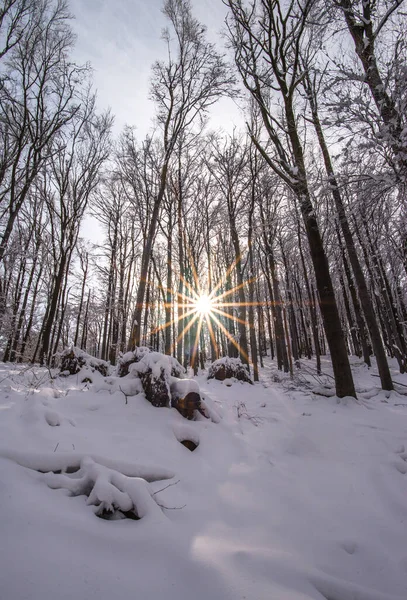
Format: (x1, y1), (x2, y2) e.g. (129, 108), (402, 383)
(1, 356), (407, 600)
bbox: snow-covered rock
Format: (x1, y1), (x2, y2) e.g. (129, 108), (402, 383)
(59, 346), (109, 378)
(170, 378), (207, 420)
(117, 347), (184, 378)
(207, 356), (253, 384)
(130, 352), (174, 407)
(116, 346), (151, 377)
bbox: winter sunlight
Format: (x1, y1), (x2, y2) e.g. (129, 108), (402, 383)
(1, 1), (407, 600)
(193, 294), (213, 315)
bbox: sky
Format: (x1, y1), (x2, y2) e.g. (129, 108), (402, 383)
(69, 0), (244, 138)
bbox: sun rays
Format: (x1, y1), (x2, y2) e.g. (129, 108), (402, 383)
(148, 249), (263, 367)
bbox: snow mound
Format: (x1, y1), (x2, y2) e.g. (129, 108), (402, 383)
(117, 346), (184, 378)
(131, 352), (173, 407)
(170, 378), (209, 420)
(0, 448), (175, 481)
(207, 356), (253, 384)
(44, 456), (166, 521)
(116, 346), (151, 376)
(59, 346), (109, 378)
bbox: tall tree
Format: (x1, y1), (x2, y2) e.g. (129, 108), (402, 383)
(128, 0), (234, 349)
(226, 0), (356, 397)
(303, 69), (393, 390)
(207, 134), (250, 368)
(0, 0), (84, 266)
(38, 95), (112, 364)
(335, 0), (407, 178)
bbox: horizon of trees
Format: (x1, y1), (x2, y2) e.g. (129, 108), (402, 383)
(0, 0), (406, 398)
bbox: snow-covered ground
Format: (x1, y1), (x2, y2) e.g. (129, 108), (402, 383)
(1, 357), (407, 600)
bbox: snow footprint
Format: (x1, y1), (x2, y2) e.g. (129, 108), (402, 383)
(44, 409), (76, 427)
(172, 422), (200, 452)
(393, 445), (407, 475)
(340, 540), (358, 555)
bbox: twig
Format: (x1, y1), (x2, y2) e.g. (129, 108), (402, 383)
(156, 501), (186, 510)
(300, 364), (335, 381)
(234, 401), (263, 426)
(152, 479), (180, 496)
(46, 365), (57, 381)
(118, 385), (129, 404)
(53, 443), (59, 453)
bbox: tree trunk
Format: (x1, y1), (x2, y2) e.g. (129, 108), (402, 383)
(74, 262), (88, 348)
(306, 75), (392, 389)
(40, 253), (67, 365)
(129, 159), (169, 349)
(165, 214), (173, 355)
(296, 217), (321, 374)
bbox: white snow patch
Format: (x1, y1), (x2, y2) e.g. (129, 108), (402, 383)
(0, 357), (406, 600)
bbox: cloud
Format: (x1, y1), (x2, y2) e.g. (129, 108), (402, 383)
(70, 0), (242, 137)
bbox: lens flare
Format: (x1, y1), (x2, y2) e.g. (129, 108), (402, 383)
(194, 294), (213, 315)
(150, 248), (264, 368)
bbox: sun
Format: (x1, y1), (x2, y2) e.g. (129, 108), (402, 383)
(194, 294), (213, 315)
(152, 249), (260, 367)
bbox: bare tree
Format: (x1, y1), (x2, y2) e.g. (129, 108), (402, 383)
(303, 69), (393, 389)
(0, 0), (86, 273)
(207, 133), (250, 368)
(128, 0), (235, 349)
(226, 0), (356, 398)
(334, 0), (407, 178)
(0, 0), (32, 60)
(38, 95), (112, 364)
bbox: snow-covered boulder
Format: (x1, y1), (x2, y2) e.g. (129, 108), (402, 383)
(116, 346), (150, 377)
(207, 356), (253, 384)
(116, 350), (211, 418)
(117, 347), (184, 378)
(130, 352), (174, 408)
(59, 347), (109, 378)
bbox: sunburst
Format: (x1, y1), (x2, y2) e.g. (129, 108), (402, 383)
(150, 250), (263, 369)
(193, 294), (213, 315)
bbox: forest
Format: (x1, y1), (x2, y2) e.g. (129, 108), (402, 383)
(0, 0), (406, 399)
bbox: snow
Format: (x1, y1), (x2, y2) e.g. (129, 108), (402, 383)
(59, 346), (109, 377)
(131, 351), (171, 376)
(0, 356), (407, 600)
(170, 377), (200, 399)
(118, 347), (184, 380)
(0, 449), (175, 481)
(208, 356), (252, 383)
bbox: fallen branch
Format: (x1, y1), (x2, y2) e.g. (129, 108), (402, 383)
(152, 479), (180, 496)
